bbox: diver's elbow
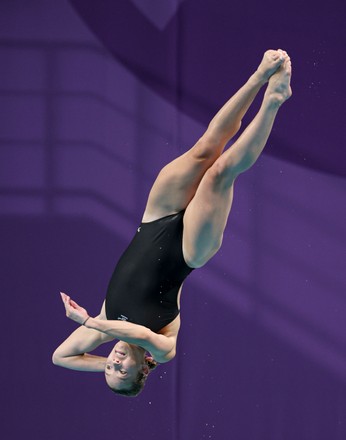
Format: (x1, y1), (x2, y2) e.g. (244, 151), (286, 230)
(52, 350), (63, 366)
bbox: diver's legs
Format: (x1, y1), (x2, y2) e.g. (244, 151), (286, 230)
(142, 50), (284, 222)
(183, 55), (292, 267)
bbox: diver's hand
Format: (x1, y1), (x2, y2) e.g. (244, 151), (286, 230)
(60, 292), (89, 325)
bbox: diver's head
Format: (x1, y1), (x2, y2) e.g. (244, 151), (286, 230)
(105, 341), (157, 397)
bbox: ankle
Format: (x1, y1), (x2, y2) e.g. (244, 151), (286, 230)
(263, 91), (286, 109)
(249, 71), (267, 88)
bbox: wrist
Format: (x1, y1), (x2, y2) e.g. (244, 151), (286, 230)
(83, 316), (98, 329)
(82, 316), (91, 326)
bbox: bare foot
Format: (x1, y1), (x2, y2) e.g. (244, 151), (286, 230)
(265, 52), (292, 106)
(255, 49), (285, 83)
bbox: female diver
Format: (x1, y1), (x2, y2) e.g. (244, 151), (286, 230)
(53, 49), (292, 396)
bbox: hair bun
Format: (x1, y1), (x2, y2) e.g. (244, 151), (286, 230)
(145, 356), (158, 370)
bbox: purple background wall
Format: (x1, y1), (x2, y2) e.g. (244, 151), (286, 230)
(1, 1), (345, 439)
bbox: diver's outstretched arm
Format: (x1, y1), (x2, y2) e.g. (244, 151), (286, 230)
(59, 293), (176, 363)
(52, 326), (110, 372)
(52, 293), (113, 371)
(84, 317), (177, 363)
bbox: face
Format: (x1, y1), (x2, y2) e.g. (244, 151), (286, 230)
(104, 341), (148, 391)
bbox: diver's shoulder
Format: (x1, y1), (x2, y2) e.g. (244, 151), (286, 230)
(153, 348), (176, 364)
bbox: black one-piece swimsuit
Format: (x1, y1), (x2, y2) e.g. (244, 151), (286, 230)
(105, 211), (194, 333)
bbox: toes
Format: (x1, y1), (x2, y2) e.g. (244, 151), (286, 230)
(278, 48), (290, 60)
(266, 49), (279, 60)
(277, 49), (285, 60)
(279, 58), (292, 78)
